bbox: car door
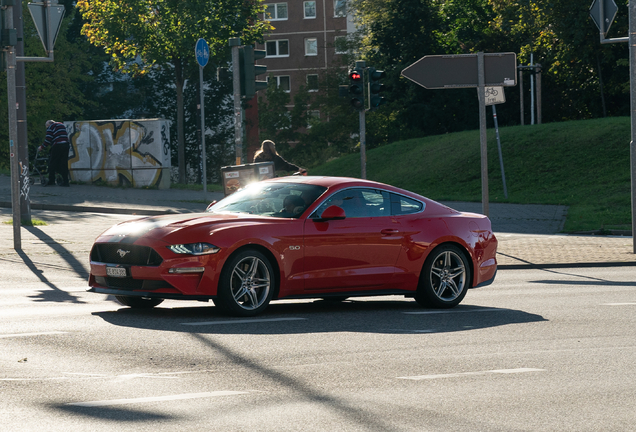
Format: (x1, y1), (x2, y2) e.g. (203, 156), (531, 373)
(302, 188), (404, 291)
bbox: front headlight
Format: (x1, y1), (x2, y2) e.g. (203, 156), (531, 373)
(168, 242), (220, 255)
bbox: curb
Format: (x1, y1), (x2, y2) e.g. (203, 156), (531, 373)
(0, 201), (179, 216)
(498, 261), (636, 270)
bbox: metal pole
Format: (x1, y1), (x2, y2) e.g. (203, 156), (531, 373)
(530, 54), (535, 125)
(199, 65), (207, 199)
(5, 6), (21, 250)
(14, 1), (30, 221)
(478, 52), (489, 217)
(536, 64), (542, 124)
(492, 105), (508, 199)
(230, 37), (243, 165)
(360, 110), (366, 179)
(519, 70), (524, 125)
(629, 0), (636, 253)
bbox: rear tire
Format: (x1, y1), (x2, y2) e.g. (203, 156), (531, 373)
(115, 295), (164, 309)
(415, 244), (470, 308)
(215, 249), (274, 317)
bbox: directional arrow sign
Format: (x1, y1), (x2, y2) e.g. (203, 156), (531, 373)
(589, 0), (618, 35)
(401, 53), (517, 89)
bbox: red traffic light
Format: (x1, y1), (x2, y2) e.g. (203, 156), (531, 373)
(349, 71), (362, 81)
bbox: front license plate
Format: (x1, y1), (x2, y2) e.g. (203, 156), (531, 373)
(106, 266), (128, 278)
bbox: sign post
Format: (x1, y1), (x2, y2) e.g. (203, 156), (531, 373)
(195, 38), (209, 199)
(485, 87), (508, 199)
(590, 0), (636, 252)
(229, 38), (243, 165)
(402, 52), (517, 217)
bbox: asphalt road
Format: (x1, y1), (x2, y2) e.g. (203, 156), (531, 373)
(2, 262), (635, 431)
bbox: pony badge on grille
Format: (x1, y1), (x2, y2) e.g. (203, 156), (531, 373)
(117, 249), (131, 258)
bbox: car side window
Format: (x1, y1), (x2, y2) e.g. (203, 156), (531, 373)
(390, 193), (424, 215)
(314, 188), (390, 218)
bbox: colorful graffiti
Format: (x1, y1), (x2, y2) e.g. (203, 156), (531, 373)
(65, 119), (172, 189)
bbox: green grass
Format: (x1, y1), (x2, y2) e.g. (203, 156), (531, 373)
(3, 219), (48, 226)
(311, 117), (632, 233)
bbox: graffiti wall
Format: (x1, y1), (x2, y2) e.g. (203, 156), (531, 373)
(65, 119), (172, 189)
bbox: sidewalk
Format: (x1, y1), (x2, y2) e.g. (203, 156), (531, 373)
(1, 174), (634, 269)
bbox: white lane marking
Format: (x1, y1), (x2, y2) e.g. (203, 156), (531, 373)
(1, 370), (215, 382)
(603, 302), (636, 306)
(181, 317), (307, 326)
(66, 391), (251, 407)
(0, 331), (68, 339)
(398, 368), (545, 380)
(403, 308), (503, 315)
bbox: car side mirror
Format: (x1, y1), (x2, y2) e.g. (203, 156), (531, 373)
(206, 200), (218, 211)
(316, 205), (346, 221)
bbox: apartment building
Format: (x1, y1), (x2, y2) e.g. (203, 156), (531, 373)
(258, 0), (355, 102)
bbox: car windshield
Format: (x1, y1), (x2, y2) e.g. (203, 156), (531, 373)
(207, 182), (327, 218)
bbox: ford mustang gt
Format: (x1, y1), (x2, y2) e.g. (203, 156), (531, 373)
(88, 176), (498, 316)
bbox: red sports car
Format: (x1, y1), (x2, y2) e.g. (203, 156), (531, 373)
(88, 177), (497, 316)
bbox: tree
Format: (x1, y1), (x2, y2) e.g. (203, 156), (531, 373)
(77, 0), (272, 183)
(1, 2), (100, 169)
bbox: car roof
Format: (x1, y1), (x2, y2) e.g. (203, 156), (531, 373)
(262, 176), (460, 216)
(264, 176), (398, 190)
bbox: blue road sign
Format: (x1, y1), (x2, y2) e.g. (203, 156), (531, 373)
(195, 38), (209, 68)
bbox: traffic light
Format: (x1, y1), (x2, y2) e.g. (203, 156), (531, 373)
(348, 69), (365, 110)
(0, 3), (17, 49)
(368, 67), (386, 109)
(239, 45), (268, 100)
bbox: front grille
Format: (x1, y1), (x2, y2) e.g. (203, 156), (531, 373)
(95, 276), (173, 291)
(91, 244), (163, 266)
(104, 276), (144, 290)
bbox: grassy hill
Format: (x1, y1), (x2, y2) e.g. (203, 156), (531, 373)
(311, 116), (632, 233)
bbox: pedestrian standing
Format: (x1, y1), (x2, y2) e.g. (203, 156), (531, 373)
(38, 120), (70, 187)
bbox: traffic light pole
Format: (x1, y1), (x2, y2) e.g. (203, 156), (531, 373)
(591, 0), (636, 252)
(4, 5), (21, 250)
(230, 37), (243, 165)
(478, 52), (489, 217)
(360, 109), (366, 180)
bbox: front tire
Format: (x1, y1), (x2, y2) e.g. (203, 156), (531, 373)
(215, 249), (274, 317)
(115, 295), (164, 309)
(415, 244), (470, 308)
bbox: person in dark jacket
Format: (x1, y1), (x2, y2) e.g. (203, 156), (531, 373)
(38, 120), (70, 187)
(253, 140), (306, 175)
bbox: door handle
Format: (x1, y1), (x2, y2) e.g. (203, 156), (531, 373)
(381, 229), (399, 235)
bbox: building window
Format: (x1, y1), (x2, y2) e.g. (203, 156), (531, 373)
(270, 75), (291, 92)
(334, 0), (346, 17)
(265, 3), (288, 20)
(306, 74), (319, 92)
(266, 40), (289, 57)
(334, 36), (347, 54)
(307, 110), (321, 128)
(305, 38), (318, 56)
(304, 1), (316, 18)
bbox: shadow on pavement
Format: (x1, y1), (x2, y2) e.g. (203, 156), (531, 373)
(87, 302), (545, 431)
(16, 250), (86, 304)
(92, 300), (547, 336)
(17, 226), (89, 304)
(52, 403), (175, 422)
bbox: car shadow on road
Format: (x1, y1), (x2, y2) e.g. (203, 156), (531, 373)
(92, 299), (546, 335)
(88, 302), (545, 432)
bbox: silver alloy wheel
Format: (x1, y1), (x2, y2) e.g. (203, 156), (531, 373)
(429, 250), (466, 302)
(230, 255), (272, 310)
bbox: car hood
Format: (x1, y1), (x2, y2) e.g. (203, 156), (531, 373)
(97, 212), (275, 243)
